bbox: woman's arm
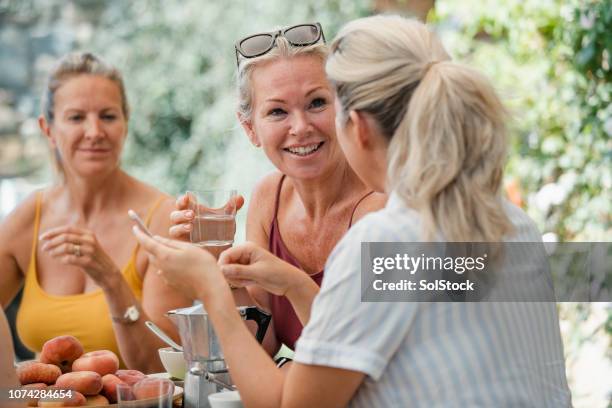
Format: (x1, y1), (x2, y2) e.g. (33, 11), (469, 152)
(38, 198), (191, 372)
(109, 198), (192, 372)
(0, 309), (18, 388)
(132, 231), (364, 407)
(241, 174), (285, 356)
(0, 194), (34, 307)
(219, 243), (319, 325)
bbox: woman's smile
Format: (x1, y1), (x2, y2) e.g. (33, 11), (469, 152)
(283, 141), (325, 157)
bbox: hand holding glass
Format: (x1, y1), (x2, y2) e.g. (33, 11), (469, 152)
(188, 190), (237, 250)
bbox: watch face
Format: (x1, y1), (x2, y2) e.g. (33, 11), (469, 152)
(126, 306), (140, 321)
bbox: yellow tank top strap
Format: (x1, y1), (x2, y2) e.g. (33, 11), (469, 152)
(30, 191), (43, 262)
(122, 196), (167, 298)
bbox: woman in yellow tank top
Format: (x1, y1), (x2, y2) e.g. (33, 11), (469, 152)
(0, 52), (191, 372)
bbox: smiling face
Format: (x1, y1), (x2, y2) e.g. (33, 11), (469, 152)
(242, 55), (343, 180)
(40, 74), (127, 179)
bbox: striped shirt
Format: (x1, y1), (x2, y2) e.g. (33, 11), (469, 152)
(294, 192), (571, 407)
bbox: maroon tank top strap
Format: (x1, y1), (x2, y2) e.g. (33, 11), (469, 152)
(348, 190), (375, 228)
(268, 174), (302, 268)
(272, 174), (286, 221)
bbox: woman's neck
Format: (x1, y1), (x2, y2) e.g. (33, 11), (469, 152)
(289, 159), (366, 220)
(60, 168), (133, 222)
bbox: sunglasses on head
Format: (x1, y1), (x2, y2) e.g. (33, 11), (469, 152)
(235, 22), (326, 67)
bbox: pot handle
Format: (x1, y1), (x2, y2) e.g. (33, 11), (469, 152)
(238, 306), (271, 343)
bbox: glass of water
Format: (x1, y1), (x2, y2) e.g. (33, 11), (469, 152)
(187, 189), (237, 250)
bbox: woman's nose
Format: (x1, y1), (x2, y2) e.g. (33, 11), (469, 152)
(84, 117), (104, 139)
(289, 111), (312, 136)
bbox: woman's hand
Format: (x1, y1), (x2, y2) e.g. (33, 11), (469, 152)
(132, 227), (224, 300)
(39, 226), (121, 288)
(218, 242), (306, 297)
(169, 193), (245, 240)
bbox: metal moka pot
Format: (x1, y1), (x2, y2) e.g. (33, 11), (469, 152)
(167, 304), (270, 408)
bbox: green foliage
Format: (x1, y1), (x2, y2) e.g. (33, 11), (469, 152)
(433, 0), (611, 242)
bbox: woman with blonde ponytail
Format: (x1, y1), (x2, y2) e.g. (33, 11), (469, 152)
(133, 15), (571, 407)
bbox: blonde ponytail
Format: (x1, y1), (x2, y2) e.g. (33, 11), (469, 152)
(327, 15), (514, 242)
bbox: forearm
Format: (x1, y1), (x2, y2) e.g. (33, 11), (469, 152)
(200, 281), (285, 408)
(0, 311), (18, 388)
(285, 271), (320, 326)
(101, 276), (164, 372)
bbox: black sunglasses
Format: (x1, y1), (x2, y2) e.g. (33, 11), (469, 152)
(235, 22), (326, 67)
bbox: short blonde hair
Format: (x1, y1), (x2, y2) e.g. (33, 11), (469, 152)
(327, 15), (513, 242)
(236, 37), (328, 121)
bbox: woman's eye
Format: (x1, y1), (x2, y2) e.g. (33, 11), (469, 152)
(68, 115), (83, 122)
(102, 114), (117, 121)
(268, 108), (287, 117)
(309, 98), (327, 109)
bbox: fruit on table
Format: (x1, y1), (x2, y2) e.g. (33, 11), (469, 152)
(84, 394), (110, 406)
(132, 378), (174, 400)
(17, 361), (61, 385)
(72, 350), (119, 377)
(55, 371), (103, 396)
(37, 390), (86, 407)
(21, 382), (47, 407)
(40, 335), (84, 374)
(115, 369), (146, 386)
(100, 374), (126, 403)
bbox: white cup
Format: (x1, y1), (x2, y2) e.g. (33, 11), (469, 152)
(208, 390), (243, 408)
(157, 347), (186, 380)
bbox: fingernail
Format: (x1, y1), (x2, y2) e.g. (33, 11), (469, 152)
(184, 224), (192, 231)
(41, 243), (48, 251)
(186, 211), (194, 219)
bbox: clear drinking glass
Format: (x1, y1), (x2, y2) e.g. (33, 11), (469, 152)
(187, 189), (237, 250)
(116, 380), (174, 408)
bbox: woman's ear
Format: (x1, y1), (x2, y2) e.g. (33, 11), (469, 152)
(237, 112), (261, 147)
(348, 110), (373, 150)
(38, 115), (56, 147)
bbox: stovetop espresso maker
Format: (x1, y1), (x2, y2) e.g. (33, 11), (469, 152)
(167, 303), (270, 408)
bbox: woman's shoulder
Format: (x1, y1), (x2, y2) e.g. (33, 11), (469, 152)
(502, 200), (543, 242)
(245, 172), (284, 244)
(126, 180), (174, 236)
(351, 191), (387, 224)
(0, 189), (44, 254)
(248, 172), (284, 215)
(251, 172), (284, 200)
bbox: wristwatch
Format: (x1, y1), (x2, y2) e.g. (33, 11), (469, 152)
(112, 305), (140, 324)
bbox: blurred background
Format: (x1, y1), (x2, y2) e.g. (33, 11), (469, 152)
(0, 0), (610, 406)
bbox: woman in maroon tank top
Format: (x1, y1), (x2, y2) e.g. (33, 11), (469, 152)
(169, 24), (386, 354)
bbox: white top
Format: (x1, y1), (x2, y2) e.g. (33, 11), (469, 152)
(294, 193), (571, 407)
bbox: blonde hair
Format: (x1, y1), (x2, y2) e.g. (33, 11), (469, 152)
(236, 37), (328, 121)
(42, 52), (129, 122)
(327, 15), (513, 242)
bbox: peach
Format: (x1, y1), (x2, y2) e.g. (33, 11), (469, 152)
(85, 394), (109, 406)
(100, 374), (126, 403)
(132, 378), (174, 401)
(55, 371), (102, 396)
(16, 361), (61, 385)
(72, 350), (119, 376)
(37, 390), (86, 407)
(21, 382), (46, 407)
(40, 335), (84, 373)
(115, 369), (146, 386)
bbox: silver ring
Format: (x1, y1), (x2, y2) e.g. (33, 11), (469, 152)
(74, 244), (81, 257)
